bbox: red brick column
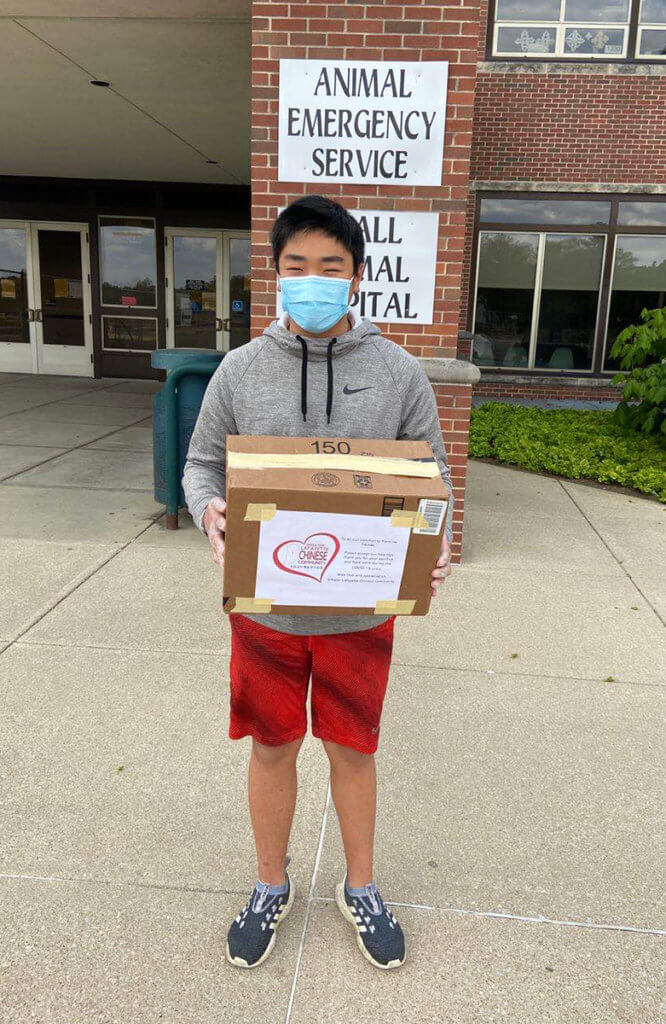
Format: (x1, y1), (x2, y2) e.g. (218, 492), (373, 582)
(433, 383), (473, 564)
(250, 1), (483, 562)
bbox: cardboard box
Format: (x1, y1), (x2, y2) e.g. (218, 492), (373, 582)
(223, 435), (449, 618)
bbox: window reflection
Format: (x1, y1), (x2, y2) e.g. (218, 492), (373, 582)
(474, 230), (606, 371)
(229, 237), (251, 350)
(480, 198), (611, 225)
(535, 234), (604, 370)
(102, 316), (157, 352)
(564, 0), (629, 21)
(618, 202), (666, 226)
(605, 235), (666, 368)
(640, 0), (666, 21)
(173, 235), (217, 350)
(496, 0), (559, 17)
(639, 27), (666, 53)
(0, 227), (28, 344)
(99, 217), (156, 308)
(38, 229), (85, 347)
(474, 232), (539, 367)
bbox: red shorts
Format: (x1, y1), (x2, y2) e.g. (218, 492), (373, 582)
(228, 614), (395, 755)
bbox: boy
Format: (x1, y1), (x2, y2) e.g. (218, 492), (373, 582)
(182, 195), (453, 970)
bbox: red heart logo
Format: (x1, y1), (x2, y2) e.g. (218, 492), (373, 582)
(273, 532), (340, 583)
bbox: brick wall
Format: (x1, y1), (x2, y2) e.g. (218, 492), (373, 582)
(473, 380), (622, 404)
(250, 1), (486, 561)
(471, 71), (666, 184)
(434, 383), (473, 564)
(460, 62), (666, 362)
(459, 190), (477, 333)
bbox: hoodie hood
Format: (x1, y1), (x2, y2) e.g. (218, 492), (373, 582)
(261, 307), (382, 423)
(262, 305), (382, 359)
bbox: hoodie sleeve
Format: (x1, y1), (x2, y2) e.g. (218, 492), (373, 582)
(397, 357), (455, 545)
(181, 362), (238, 534)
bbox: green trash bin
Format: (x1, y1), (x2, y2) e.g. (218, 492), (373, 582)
(151, 349), (225, 529)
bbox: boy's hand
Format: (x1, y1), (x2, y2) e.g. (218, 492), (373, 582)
(203, 497), (226, 566)
(431, 534), (452, 597)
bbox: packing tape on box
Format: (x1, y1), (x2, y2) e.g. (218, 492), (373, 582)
(375, 599), (416, 615)
(230, 597), (274, 613)
(389, 509), (429, 529)
(244, 503), (278, 522)
(228, 452), (439, 478)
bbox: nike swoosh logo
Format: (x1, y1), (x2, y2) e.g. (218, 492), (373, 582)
(343, 385), (373, 395)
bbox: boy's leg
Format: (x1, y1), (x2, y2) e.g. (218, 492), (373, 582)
(311, 619), (406, 969)
(249, 736), (304, 886)
(310, 616), (395, 885)
(321, 740), (375, 887)
(229, 614), (313, 880)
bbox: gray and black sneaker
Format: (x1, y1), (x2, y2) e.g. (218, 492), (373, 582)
(226, 871), (295, 969)
(336, 875), (406, 969)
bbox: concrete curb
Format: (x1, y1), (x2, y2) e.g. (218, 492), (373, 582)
(419, 357), (481, 385)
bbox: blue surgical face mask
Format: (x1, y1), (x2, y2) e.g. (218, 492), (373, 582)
(279, 274), (353, 335)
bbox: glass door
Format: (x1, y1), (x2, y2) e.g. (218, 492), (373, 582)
(0, 223), (33, 373)
(166, 229), (223, 350)
(165, 228), (250, 351)
(31, 224), (93, 375)
(225, 233), (251, 350)
(0, 222), (93, 375)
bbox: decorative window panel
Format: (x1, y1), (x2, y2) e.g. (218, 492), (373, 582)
(493, 0), (632, 56)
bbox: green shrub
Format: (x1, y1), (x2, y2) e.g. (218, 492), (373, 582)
(469, 403), (666, 503)
(610, 306), (666, 437)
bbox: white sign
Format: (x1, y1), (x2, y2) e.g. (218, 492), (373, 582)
(352, 209), (438, 323)
(278, 59), (448, 186)
(276, 209), (439, 324)
(254, 509), (410, 608)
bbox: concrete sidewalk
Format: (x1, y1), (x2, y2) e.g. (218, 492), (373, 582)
(0, 372), (664, 1023)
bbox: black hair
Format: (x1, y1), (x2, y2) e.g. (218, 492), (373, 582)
(270, 195), (365, 272)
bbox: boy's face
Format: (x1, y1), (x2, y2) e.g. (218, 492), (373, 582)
(277, 229), (363, 298)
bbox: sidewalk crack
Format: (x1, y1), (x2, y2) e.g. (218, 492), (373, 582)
(284, 782), (331, 1024)
(558, 480), (665, 627)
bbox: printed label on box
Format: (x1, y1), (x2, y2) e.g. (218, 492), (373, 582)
(412, 498), (447, 536)
(254, 509), (410, 607)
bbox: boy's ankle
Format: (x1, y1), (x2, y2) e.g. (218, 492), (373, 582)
(258, 876), (286, 892)
(345, 875), (374, 891)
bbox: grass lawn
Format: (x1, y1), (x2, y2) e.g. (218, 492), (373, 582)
(469, 403), (666, 503)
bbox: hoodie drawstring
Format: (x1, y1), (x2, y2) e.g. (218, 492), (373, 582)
(296, 335), (338, 424)
(297, 335), (308, 422)
(326, 337), (337, 424)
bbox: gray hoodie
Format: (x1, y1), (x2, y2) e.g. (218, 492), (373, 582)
(182, 307), (454, 635)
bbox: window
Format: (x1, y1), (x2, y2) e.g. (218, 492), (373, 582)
(0, 226), (29, 345)
(490, 0), (666, 58)
(638, 0), (666, 56)
(102, 316), (158, 352)
(99, 217), (157, 308)
(479, 197), (611, 225)
(475, 232), (539, 367)
(474, 230), (605, 370)
(472, 195), (666, 373)
(617, 201), (666, 225)
(605, 235), (666, 367)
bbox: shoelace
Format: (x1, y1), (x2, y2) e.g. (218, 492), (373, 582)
(349, 882), (382, 916)
(364, 884), (381, 915)
(252, 882), (271, 915)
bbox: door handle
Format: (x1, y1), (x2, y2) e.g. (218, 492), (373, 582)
(28, 308), (35, 322)
(216, 317), (231, 332)
(35, 309), (43, 322)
